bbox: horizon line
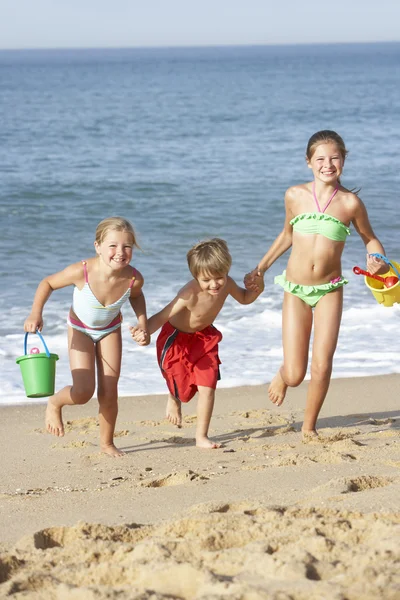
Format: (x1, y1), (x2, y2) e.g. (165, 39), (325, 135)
(0, 40), (399, 52)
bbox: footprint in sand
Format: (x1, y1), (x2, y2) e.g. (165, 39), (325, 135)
(161, 436), (192, 445)
(342, 475), (395, 493)
(305, 428), (362, 444)
(305, 475), (396, 498)
(133, 420), (163, 427)
(139, 470), (209, 488)
(183, 415), (197, 424)
(64, 417), (99, 435)
(114, 430), (130, 437)
(232, 409), (295, 427)
(53, 440), (95, 450)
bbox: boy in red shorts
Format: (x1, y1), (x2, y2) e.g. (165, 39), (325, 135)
(131, 239), (263, 448)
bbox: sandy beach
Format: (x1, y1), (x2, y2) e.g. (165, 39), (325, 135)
(0, 375), (399, 598)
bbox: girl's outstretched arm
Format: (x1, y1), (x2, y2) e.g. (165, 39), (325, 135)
(24, 263), (82, 332)
(244, 189), (294, 291)
(352, 197), (388, 275)
(129, 271), (149, 345)
(256, 189), (294, 274)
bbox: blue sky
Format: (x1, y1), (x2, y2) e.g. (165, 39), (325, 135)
(1, 0), (400, 49)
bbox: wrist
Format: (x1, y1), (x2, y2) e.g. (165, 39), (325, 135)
(30, 311), (42, 319)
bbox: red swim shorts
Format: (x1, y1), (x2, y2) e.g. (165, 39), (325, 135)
(156, 322), (223, 403)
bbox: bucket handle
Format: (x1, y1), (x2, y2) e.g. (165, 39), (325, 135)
(24, 330), (51, 358)
(369, 253), (400, 281)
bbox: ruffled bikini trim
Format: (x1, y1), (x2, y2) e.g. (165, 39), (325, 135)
(275, 271), (348, 295)
(290, 212), (350, 236)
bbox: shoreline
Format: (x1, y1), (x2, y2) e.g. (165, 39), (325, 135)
(3, 370), (400, 409)
(1, 374), (399, 597)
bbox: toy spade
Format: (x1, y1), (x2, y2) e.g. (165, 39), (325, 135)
(353, 266), (399, 288)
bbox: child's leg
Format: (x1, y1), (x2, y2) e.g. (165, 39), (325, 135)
(46, 328), (96, 436)
(96, 330), (123, 457)
(302, 289), (343, 436)
(166, 393), (182, 427)
(196, 385), (220, 449)
(269, 292), (312, 405)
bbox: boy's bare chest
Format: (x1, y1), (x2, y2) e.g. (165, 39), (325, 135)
(190, 294), (226, 322)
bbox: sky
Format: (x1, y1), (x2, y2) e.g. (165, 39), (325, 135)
(1, 0), (400, 50)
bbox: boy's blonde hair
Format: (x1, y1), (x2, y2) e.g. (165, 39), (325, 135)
(187, 238), (232, 279)
(95, 216), (139, 248)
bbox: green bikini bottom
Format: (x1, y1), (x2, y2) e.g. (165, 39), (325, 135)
(275, 270), (348, 308)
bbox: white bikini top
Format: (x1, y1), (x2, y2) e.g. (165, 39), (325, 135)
(71, 261), (135, 328)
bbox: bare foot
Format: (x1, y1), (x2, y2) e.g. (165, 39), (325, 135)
(166, 395), (182, 427)
(101, 443), (125, 457)
(301, 428), (319, 442)
(268, 370), (288, 406)
(196, 436), (221, 449)
(45, 400), (64, 436)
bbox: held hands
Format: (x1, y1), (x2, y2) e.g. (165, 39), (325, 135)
(129, 325), (150, 346)
(24, 314), (43, 333)
(366, 254), (389, 276)
(244, 268), (264, 292)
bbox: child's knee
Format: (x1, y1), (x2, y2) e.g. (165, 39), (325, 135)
(283, 366), (305, 388)
(72, 385), (95, 405)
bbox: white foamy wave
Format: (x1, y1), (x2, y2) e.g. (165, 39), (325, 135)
(3, 298), (400, 406)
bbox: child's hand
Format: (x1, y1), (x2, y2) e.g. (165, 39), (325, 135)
(129, 325), (150, 346)
(244, 268), (264, 292)
(24, 314), (43, 333)
(366, 254), (389, 276)
(255, 275), (265, 293)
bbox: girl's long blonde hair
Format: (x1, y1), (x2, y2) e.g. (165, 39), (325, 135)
(95, 217), (140, 248)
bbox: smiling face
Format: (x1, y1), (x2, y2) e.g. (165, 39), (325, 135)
(197, 271), (228, 296)
(307, 141), (345, 185)
(94, 229), (134, 270)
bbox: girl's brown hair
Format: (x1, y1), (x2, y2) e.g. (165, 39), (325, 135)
(306, 130), (348, 162)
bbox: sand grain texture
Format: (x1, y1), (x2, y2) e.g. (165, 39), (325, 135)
(1, 375), (399, 598)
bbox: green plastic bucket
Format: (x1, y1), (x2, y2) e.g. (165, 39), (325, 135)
(16, 331), (59, 398)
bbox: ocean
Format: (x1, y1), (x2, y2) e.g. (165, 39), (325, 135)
(1, 43), (400, 406)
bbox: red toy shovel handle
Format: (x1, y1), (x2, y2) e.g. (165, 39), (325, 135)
(353, 266), (386, 283)
(353, 266), (399, 287)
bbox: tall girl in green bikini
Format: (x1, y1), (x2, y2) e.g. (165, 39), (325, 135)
(245, 130), (387, 438)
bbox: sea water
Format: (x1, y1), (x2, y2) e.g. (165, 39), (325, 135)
(1, 43), (400, 405)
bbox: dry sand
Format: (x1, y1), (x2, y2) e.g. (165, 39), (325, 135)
(0, 375), (399, 599)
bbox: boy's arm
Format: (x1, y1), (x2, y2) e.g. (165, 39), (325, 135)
(130, 288), (189, 343)
(24, 263), (81, 332)
(228, 276), (264, 305)
(147, 295), (187, 335)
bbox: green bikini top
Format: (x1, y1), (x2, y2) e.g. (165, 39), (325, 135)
(290, 182), (350, 242)
(290, 213), (350, 242)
